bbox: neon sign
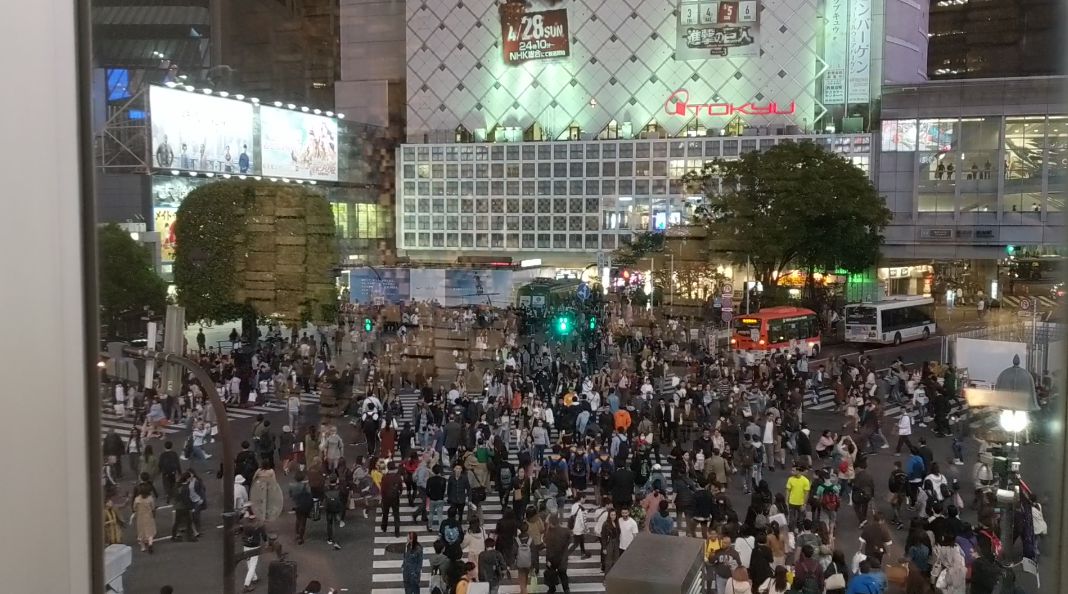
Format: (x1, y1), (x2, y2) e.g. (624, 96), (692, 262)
(664, 89), (796, 117)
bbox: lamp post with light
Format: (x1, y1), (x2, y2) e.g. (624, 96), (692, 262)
(996, 409), (1029, 565)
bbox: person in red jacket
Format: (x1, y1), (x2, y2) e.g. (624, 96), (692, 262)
(380, 461), (404, 537)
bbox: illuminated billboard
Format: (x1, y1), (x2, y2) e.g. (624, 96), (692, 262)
(149, 86), (254, 174)
(676, 0), (761, 60)
(500, 7), (570, 66)
(260, 106), (339, 181)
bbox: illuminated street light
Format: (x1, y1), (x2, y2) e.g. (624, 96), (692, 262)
(999, 410), (1029, 434)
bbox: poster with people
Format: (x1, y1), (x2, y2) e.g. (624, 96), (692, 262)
(260, 106), (339, 181)
(149, 86), (255, 174)
(153, 207), (178, 262)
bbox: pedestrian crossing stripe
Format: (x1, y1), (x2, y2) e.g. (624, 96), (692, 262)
(99, 393), (320, 443)
(1000, 295), (1057, 309)
(802, 387), (999, 428)
(368, 392), (681, 594)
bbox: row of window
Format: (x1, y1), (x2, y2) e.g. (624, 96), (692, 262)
(401, 232), (622, 251)
(400, 136), (871, 163)
(402, 159), (716, 180)
(401, 178), (692, 197)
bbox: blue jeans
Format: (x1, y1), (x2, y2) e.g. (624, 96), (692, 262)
(952, 437), (964, 461)
(428, 499), (446, 531)
(191, 445), (209, 460)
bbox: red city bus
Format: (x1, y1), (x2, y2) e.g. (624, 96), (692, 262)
(731, 306), (821, 358)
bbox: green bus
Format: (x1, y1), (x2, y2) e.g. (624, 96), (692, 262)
(515, 278), (582, 311)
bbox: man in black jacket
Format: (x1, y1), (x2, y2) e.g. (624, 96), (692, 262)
(158, 441), (182, 503)
(446, 463), (471, 523)
(543, 515), (572, 594)
(235, 441), (258, 485)
(426, 464), (448, 531)
(609, 466), (635, 510)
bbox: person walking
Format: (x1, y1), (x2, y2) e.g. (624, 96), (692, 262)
(380, 462), (404, 536)
(446, 463), (471, 524)
(288, 472), (314, 545)
(323, 475), (344, 550)
(158, 441), (181, 503)
(132, 484), (157, 553)
(544, 515), (572, 594)
(426, 464), (449, 531)
(239, 503), (268, 592)
(401, 531), (424, 594)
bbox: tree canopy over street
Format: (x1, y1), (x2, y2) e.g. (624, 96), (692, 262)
(684, 139), (891, 288)
(173, 181), (338, 329)
(98, 223), (169, 339)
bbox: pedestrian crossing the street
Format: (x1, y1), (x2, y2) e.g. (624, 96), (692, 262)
(369, 391), (680, 594)
(99, 393), (321, 445)
(802, 386), (998, 432)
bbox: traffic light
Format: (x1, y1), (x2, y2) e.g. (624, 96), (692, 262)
(363, 317), (374, 332)
(553, 314), (572, 336)
(588, 316), (597, 330)
(1006, 245), (1016, 256)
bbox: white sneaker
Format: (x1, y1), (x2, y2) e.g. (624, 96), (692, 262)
(953, 459), (964, 466)
(204, 454), (213, 460)
(339, 520), (345, 528)
(180, 455), (188, 461)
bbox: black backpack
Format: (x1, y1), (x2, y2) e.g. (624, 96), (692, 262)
(615, 437), (630, 463)
(571, 456), (587, 476)
(324, 488), (343, 514)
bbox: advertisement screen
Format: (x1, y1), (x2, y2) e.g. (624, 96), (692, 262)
(151, 175), (209, 209)
(501, 8), (570, 65)
(149, 86), (254, 174)
(260, 106), (339, 181)
(676, 0), (760, 60)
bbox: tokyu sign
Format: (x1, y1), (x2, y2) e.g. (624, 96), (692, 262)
(664, 89), (795, 117)
(501, 8), (570, 66)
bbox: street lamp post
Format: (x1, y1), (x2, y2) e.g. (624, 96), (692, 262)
(996, 409), (1029, 565)
(120, 347), (239, 594)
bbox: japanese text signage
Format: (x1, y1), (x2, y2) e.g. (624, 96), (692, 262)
(501, 8), (570, 66)
(822, 0), (848, 104)
(847, 0), (871, 103)
(676, 0), (760, 60)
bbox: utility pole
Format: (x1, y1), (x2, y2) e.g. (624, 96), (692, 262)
(119, 347), (240, 594)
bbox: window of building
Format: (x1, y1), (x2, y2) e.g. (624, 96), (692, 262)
(332, 202), (350, 238)
(881, 120), (918, 151)
(598, 120), (620, 140)
(558, 124), (582, 141)
(455, 125), (473, 143)
(524, 122), (546, 142)
(1045, 116), (1067, 212)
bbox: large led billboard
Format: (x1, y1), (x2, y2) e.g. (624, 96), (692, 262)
(500, 8), (570, 66)
(149, 86), (254, 174)
(260, 106), (339, 181)
(676, 0), (761, 60)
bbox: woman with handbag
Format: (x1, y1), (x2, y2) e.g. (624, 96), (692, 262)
(930, 533), (967, 594)
(823, 550), (849, 594)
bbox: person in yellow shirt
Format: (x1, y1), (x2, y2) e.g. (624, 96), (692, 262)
(454, 560), (477, 594)
(784, 465), (811, 530)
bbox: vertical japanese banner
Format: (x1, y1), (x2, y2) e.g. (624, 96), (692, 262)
(847, 0), (872, 104)
(822, 0), (848, 104)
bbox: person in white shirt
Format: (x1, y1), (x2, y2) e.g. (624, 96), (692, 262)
(924, 462), (950, 505)
(894, 406), (914, 455)
(568, 495), (592, 558)
(617, 508), (640, 553)
(234, 475), (249, 511)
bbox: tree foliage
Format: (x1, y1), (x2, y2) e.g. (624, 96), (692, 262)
(98, 223), (168, 338)
(611, 231), (666, 267)
(685, 140), (890, 287)
(173, 181), (338, 326)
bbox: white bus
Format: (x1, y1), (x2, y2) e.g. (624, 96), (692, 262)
(844, 296), (937, 345)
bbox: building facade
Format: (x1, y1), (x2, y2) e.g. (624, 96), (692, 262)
(876, 76), (1066, 295)
(393, 0), (920, 265)
(928, 0), (1063, 80)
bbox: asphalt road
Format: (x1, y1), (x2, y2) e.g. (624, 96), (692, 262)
(119, 336), (1057, 593)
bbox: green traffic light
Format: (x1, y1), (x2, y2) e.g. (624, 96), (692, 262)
(588, 317), (597, 330)
(1006, 245), (1016, 255)
(363, 317), (373, 332)
(554, 315), (571, 335)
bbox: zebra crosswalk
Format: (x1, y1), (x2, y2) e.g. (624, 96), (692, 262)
(803, 387), (998, 432)
(99, 393), (321, 444)
(369, 391), (678, 594)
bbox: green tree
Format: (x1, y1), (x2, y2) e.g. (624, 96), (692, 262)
(98, 223), (168, 339)
(685, 140), (890, 290)
(173, 181), (338, 336)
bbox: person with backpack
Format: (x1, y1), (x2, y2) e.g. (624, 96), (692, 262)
(439, 506), (466, 561)
(323, 475), (344, 550)
(886, 461), (908, 530)
(516, 523), (535, 594)
(905, 448), (926, 508)
(852, 460), (876, 524)
(477, 537), (509, 594)
(792, 544), (825, 594)
(814, 471), (841, 530)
